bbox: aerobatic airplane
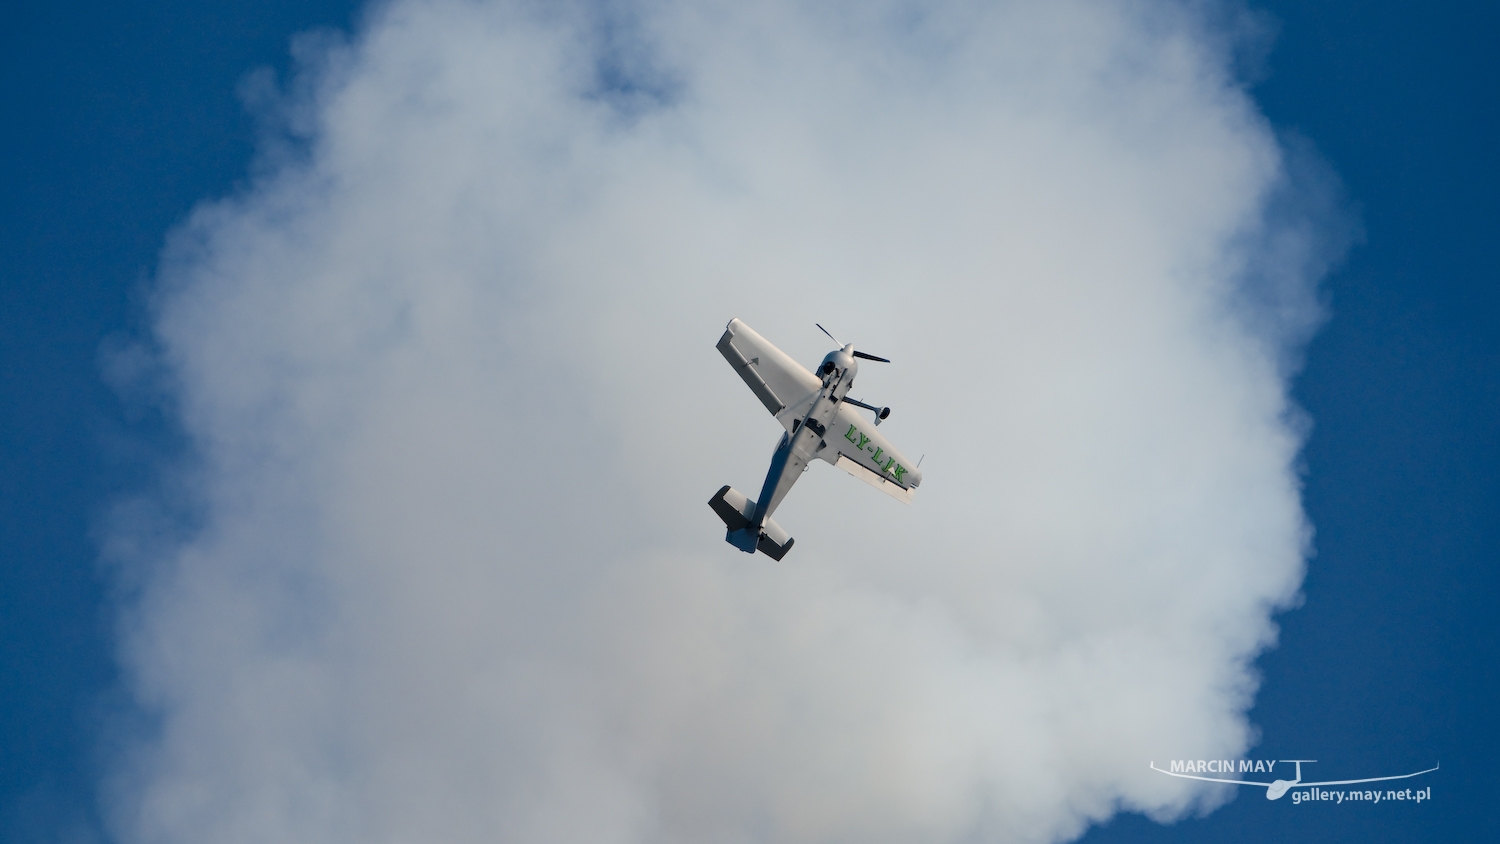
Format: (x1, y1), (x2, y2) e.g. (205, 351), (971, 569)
(709, 318), (922, 559)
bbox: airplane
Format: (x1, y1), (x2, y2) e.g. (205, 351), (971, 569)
(709, 318), (922, 559)
(1149, 759), (1440, 800)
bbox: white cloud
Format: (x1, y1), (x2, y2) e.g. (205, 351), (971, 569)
(105, 1), (1345, 842)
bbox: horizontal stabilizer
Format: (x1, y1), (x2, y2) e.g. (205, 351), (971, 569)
(708, 485), (795, 560)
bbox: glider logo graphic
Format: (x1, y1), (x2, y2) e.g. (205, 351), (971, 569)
(843, 424), (908, 482)
(1150, 758), (1439, 802)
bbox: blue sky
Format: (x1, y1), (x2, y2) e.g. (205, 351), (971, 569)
(3, 1), (1496, 842)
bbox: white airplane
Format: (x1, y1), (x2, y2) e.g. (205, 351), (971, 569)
(1149, 759), (1439, 800)
(709, 318), (922, 559)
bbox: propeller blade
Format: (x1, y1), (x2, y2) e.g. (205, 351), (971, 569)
(852, 350), (890, 362)
(816, 323), (841, 345)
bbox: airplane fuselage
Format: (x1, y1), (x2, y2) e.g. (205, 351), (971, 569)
(750, 345), (860, 530)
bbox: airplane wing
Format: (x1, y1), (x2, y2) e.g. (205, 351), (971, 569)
(717, 319), (822, 431)
(1149, 763), (1271, 787)
(824, 401), (920, 503)
(1300, 765), (1440, 787)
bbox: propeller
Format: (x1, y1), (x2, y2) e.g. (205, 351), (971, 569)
(816, 323), (890, 362)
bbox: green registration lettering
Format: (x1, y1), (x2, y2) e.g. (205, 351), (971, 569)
(844, 424), (859, 444)
(857, 433), (871, 450)
(871, 447), (884, 463)
(881, 455), (896, 473)
(891, 464), (907, 483)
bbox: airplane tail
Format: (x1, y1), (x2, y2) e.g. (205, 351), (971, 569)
(708, 485), (795, 560)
